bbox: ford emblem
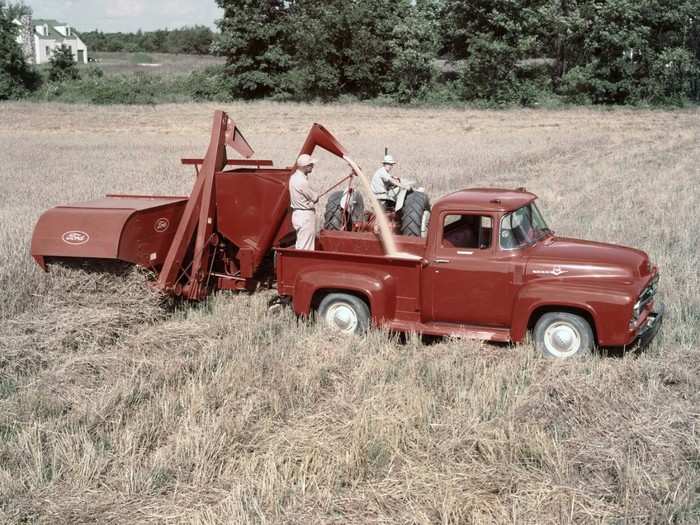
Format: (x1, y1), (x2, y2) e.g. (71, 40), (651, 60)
(62, 231), (89, 245)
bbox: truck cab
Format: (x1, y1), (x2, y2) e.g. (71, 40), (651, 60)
(277, 187), (664, 358)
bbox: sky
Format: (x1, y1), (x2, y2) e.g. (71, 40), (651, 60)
(24, 0), (224, 32)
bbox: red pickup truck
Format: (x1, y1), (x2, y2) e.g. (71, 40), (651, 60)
(276, 188), (663, 358)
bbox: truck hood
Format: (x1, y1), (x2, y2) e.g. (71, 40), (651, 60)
(526, 236), (651, 281)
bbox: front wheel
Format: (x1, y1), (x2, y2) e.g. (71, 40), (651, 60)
(400, 191), (431, 237)
(318, 293), (370, 335)
(533, 312), (594, 359)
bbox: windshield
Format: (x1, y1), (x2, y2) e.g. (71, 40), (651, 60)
(500, 202), (550, 250)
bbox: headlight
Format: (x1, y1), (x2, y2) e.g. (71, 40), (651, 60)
(632, 300), (642, 320)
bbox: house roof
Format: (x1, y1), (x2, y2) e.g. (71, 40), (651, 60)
(33, 19), (80, 41)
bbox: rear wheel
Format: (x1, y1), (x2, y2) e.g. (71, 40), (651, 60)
(318, 293), (370, 335)
(323, 191), (364, 231)
(533, 312), (594, 359)
(400, 191), (430, 237)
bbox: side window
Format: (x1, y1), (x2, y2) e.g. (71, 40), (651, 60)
(441, 214), (492, 250)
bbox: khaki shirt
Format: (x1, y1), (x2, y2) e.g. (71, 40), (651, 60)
(289, 170), (319, 210)
(370, 166), (398, 200)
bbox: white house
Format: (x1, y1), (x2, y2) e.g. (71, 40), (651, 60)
(14, 16), (89, 65)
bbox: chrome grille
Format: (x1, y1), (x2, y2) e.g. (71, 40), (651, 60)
(638, 274), (659, 308)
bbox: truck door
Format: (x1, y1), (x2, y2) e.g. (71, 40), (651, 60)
(423, 212), (516, 327)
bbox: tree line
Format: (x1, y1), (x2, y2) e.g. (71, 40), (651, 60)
(215, 0), (700, 105)
(80, 26), (215, 55)
(2, 0), (699, 105)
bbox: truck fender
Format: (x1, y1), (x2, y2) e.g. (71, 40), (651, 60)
(510, 283), (604, 343)
(511, 300), (599, 343)
(291, 270), (397, 322)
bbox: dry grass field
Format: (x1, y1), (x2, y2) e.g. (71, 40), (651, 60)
(0, 102), (698, 524)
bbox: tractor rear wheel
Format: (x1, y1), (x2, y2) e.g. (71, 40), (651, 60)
(323, 191), (364, 231)
(400, 191), (431, 237)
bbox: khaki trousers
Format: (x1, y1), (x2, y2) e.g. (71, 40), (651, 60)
(292, 210), (316, 250)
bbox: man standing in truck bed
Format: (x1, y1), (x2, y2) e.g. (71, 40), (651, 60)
(289, 154), (320, 250)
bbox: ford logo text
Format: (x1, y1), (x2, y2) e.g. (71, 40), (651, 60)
(62, 231), (90, 245)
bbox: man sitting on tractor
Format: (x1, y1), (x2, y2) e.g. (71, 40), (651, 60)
(370, 154), (408, 210)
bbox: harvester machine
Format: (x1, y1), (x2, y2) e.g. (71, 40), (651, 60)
(31, 111), (349, 299)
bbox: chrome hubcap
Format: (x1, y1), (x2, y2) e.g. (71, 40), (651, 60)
(543, 322), (581, 358)
(325, 303), (358, 334)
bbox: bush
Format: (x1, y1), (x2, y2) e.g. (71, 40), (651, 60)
(559, 66), (596, 105)
(460, 38), (521, 104)
(84, 65), (104, 79)
(647, 48), (699, 105)
(182, 66), (233, 102)
(48, 45), (80, 82)
(31, 70), (236, 105)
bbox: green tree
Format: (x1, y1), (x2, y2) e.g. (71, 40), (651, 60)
(48, 45), (80, 82)
(282, 0), (417, 100)
(441, 0), (700, 104)
(278, 1), (342, 100)
(167, 26), (214, 54)
(556, 0), (700, 103)
(647, 47), (698, 103)
(388, 0), (441, 102)
(5, 0), (31, 19)
(0, 0), (40, 99)
(332, 0), (411, 98)
(441, 0), (549, 103)
(214, 0), (293, 98)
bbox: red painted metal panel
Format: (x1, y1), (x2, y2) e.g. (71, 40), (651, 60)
(31, 195), (187, 268)
(299, 124), (348, 159)
(276, 248), (422, 323)
(157, 110), (230, 298)
(215, 168), (294, 277)
(318, 230), (426, 258)
(181, 159), (274, 167)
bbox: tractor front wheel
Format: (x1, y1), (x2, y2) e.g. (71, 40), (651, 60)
(400, 191), (430, 237)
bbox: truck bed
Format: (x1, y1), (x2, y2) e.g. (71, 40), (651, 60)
(276, 230), (426, 324)
(317, 230), (426, 258)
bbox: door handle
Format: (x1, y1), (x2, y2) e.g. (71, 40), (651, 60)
(434, 258), (450, 264)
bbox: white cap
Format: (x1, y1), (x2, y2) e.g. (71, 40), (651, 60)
(383, 154), (396, 165)
(297, 154), (317, 167)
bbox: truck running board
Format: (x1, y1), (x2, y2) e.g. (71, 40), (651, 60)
(385, 320), (511, 342)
